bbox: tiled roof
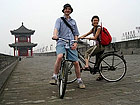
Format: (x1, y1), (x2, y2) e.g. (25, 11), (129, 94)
(9, 42), (37, 48)
(10, 22), (35, 35)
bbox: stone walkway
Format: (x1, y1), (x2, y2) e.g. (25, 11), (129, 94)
(0, 55), (140, 105)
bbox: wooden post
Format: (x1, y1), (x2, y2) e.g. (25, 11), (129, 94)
(18, 37), (19, 42)
(14, 48), (15, 56)
(27, 48), (29, 56)
(31, 48), (33, 56)
(15, 36), (16, 43)
(29, 36), (31, 42)
(18, 48), (20, 56)
(27, 36), (28, 42)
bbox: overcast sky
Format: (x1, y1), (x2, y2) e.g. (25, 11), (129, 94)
(0, 0), (140, 55)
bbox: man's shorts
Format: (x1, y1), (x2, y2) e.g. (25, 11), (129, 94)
(56, 45), (78, 62)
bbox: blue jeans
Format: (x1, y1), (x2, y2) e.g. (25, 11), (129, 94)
(56, 45), (78, 61)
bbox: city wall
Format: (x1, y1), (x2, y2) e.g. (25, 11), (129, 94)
(0, 54), (19, 94)
(34, 39), (140, 56)
(106, 39), (140, 55)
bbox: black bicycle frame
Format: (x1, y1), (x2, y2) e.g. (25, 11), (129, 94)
(77, 49), (96, 68)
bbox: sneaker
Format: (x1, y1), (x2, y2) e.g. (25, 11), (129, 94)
(49, 77), (57, 85)
(78, 81), (85, 89)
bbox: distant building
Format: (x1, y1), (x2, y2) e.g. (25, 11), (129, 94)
(112, 37), (117, 43)
(121, 26), (140, 41)
(9, 23), (37, 56)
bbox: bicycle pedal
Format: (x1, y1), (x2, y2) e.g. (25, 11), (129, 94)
(90, 68), (97, 74)
(90, 71), (96, 75)
(68, 71), (72, 75)
(81, 68), (90, 71)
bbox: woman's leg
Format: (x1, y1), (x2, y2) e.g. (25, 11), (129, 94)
(85, 59), (89, 68)
(93, 45), (105, 81)
(84, 46), (97, 68)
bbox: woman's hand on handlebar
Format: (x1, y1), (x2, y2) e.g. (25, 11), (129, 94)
(78, 36), (85, 39)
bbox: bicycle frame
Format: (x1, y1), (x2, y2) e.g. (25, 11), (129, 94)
(76, 42), (121, 73)
(77, 48), (97, 73)
(55, 38), (78, 98)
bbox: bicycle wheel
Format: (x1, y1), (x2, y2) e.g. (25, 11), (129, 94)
(98, 53), (127, 82)
(67, 61), (77, 84)
(58, 60), (68, 99)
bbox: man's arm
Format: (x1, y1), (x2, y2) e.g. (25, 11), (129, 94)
(71, 35), (78, 50)
(52, 28), (58, 39)
(52, 18), (61, 40)
(74, 35), (78, 41)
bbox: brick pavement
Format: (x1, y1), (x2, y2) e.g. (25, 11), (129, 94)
(0, 55), (140, 105)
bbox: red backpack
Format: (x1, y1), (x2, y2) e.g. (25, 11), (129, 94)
(100, 26), (112, 46)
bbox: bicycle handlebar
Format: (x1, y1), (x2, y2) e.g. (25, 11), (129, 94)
(52, 38), (78, 43)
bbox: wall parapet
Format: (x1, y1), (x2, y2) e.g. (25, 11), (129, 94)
(34, 39), (140, 56)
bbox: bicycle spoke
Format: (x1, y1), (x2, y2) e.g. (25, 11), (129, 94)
(68, 63), (73, 70)
(114, 61), (123, 68)
(101, 66), (109, 71)
(102, 59), (111, 67)
(112, 54), (115, 66)
(116, 67), (125, 70)
(67, 61), (77, 84)
(89, 60), (94, 64)
(99, 54), (127, 82)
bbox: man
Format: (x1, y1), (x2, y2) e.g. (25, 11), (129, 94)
(49, 4), (85, 89)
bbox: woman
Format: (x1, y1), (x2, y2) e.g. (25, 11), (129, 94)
(79, 15), (105, 81)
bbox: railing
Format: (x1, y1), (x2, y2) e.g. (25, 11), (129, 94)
(0, 54), (18, 71)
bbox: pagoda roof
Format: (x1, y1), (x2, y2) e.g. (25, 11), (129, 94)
(10, 22), (35, 35)
(9, 42), (37, 48)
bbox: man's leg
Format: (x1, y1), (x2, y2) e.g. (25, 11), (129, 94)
(50, 53), (63, 85)
(73, 61), (81, 78)
(54, 54), (63, 74)
(67, 48), (85, 89)
(50, 45), (66, 84)
(73, 61), (85, 89)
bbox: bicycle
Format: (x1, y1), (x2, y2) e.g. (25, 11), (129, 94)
(52, 38), (78, 99)
(53, 38), (127, 99)
(67, 40), (127, 83)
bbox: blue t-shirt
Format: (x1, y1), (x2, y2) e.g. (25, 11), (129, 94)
(54, 16), (79, 46)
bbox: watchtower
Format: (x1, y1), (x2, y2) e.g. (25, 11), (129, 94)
(9, 23), (37, 56)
